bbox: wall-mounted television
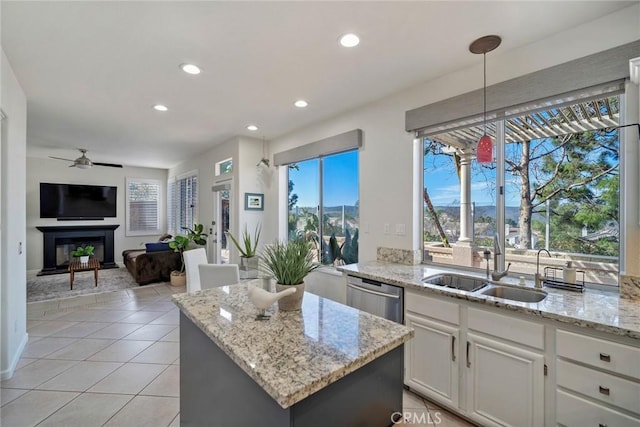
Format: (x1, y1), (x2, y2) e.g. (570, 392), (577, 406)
(40, 183), (117, 219)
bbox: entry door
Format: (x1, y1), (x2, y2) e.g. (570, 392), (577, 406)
(212, 182), (232, 264)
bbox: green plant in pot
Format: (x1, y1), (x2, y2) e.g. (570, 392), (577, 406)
(70, 245), (94, 264)
(226, 224), (261, 279)
(168, 224), (208, 287)
(259, 238), (320, 311)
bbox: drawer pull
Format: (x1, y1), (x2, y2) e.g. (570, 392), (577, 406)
(598, 386), (610, 396)
(599, 424), (608, 427)
(599, 353), (611, 362)
(466, 341), (471, 368)
(451, 336), (456, 362)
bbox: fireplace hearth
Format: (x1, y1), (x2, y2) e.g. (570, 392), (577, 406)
(37, 225), (119, 275)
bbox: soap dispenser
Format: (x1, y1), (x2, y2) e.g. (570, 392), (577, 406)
(563, 261), (576, 284)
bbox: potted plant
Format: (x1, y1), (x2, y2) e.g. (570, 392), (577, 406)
(168, 224), (208, 287)
(226, 224), (261, 279)
(70, 245), (94, 264)
(259, 238), (320, 311)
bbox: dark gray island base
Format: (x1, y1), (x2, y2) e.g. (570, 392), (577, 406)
(180, 312), (403, 427)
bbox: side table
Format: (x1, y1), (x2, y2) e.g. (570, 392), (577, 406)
(68, 257), (100, 290)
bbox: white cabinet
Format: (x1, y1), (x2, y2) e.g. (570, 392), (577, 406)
(405, 313), (459, 408)
(405, 291), (545, 426)
(556, 329), (640, 425)
(466, 333), (544, 427)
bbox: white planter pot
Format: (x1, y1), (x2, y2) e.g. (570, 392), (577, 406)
(79, 255), (89, 264)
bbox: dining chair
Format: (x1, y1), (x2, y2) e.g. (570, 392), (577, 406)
(183, 247), (208, 292)
(198, 264), (240, 290)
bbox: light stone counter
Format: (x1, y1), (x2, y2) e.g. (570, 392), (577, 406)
(172, 280), (413, 409)
(338, 261), (640, 340)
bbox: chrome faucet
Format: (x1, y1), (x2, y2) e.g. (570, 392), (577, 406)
(490, 234), (511, 281)
(536, 249), (551, 289)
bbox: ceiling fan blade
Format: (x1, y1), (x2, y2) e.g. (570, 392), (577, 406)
(49, 156), (75, 162)
(93, 162), (123, 168)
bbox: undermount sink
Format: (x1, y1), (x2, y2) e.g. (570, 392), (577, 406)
(480, 285), (547, 303)
(423, 273), (489, 292)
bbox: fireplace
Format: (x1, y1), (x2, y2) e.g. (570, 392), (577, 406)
(37, 225), (119, 275)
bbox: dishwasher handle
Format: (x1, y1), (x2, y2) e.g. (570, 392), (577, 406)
(347, 283), (401, 299)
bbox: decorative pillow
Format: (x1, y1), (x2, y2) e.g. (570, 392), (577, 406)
(145, 242), (171, 253)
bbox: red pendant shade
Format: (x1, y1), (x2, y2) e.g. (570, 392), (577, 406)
(476, 134), (493, 164)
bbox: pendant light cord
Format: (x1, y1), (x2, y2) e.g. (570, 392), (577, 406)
(483, 52), (487, 136)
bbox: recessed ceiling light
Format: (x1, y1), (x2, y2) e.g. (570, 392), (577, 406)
(180, 63), (201, 75)
(339, 33), (360, 48)
(247, 125), (258, 131)
(294, 100), (308, 108)
(153, 104), (168, 112)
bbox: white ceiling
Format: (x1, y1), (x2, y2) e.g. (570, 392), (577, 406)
(2, 1), (634, 169)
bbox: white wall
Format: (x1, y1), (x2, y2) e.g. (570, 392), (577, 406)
(266, 4), (640, 265)
(169, 136), (268, 263)
(1, 48), (28, 379)
(25, 157), (168, 271)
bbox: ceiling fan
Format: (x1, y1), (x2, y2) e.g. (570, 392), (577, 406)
(49, 148), (123, 169)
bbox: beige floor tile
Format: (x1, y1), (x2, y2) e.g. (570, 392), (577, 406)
(104, 395), (179, 427)
(37, 361), (123, 392)
(121, 324), (176, 341)
(87, 340), (153, 362)
(44, 338), (115, 360)
(403, 389), (428, 409)
(127, 287), (162, 298)
(86, 322), (144, 340)
(88, 300), (145, 311)
(42, 309), (72, 320)
(88, 363), (167, 394)
(0, 388), (29, 407)
(58, 294), (98, 309)
(0, 390), (78, 426)
(130, 341), (179, 364)
(27, 300), (60, 312)
(172, 357), (180, 365)
(15, 358), (38, 370)
(149, 310), (179, 325)
(49, 322), (111, 338)
(168, 413), (180, 427)
(1, 359), (78, 389)
(426, 400), (475, 426)
(95, 290), (131, 303)
(57, 309), (133, 323)
(139, 301), (177, 312)
(21, 337), (78, 358)
(26, 320), (78, 337)
(37, 392), (133, 427)
(140, 365), (179, 397)
(159, 328), (179, 342)
(118, 310), (166, 324)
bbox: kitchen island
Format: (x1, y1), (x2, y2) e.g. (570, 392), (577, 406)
(172, 281), (414, 427)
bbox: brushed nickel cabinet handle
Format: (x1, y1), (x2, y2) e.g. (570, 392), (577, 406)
(451, 336), (456, 362)
(466, 341), (471, 368)
(599, 353), (611, 362)
(599, 386), (610, 396)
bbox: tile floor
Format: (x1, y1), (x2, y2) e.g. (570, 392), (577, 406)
(1, 282), (473, 426)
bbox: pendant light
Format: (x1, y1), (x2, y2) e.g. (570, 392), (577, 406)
(469, 35), (501, 164)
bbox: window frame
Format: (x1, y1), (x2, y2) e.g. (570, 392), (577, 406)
(125, 177), (162, 237)
(167, 170), (199, 235)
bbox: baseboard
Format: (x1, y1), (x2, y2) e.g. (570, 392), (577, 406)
(0, 332), (29, 380)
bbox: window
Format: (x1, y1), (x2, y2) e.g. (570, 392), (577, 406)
(215, 158), (233, 176)
(126, 178), (161, 236)
(288, 150), (359, 265)
(422, 95), (620, 286)
(168, 172), (198, 235)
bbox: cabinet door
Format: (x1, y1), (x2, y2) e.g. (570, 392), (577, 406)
(466, 333), (544, 427)
(405, 313), (459, 408)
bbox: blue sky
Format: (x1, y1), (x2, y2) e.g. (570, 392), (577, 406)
(289, 151), (359, 208)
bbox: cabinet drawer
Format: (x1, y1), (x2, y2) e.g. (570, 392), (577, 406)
(467, 308), (544, 350)
(557, 359), (640, 414)
(557, 330), (640, 379)
(557, 389), (640, 427)
(406, 291), (459, 325)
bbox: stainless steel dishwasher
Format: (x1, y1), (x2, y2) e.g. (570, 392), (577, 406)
(346, 275), (403, 323)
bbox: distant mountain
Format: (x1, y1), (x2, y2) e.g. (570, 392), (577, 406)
(430, 205), (545, 223)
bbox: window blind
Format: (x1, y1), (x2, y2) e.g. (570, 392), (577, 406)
(273, 129), (362, 166)
(126, 178), (161, 236)
(168, 172), (198, 234)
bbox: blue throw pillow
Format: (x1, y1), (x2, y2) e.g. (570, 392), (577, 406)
(145, 242), (171, 253)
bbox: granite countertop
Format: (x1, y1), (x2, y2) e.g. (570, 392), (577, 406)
(172, 280), (414, 409)
(338, 261), (640, 340)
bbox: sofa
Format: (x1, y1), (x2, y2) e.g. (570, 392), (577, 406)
(123, 241), (181, 285)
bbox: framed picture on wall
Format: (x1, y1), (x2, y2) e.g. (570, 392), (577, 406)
(245, 193), (264, 211)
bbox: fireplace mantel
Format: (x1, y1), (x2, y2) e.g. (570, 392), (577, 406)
(37, 225), (119, 275)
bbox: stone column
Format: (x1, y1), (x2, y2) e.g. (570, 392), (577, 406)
(458, 149), (474, 243)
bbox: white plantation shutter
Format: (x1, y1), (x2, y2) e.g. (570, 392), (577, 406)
(168, 172), (198, 234)
(167, 178), (176, 234)
(126, 178), (161, 236)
